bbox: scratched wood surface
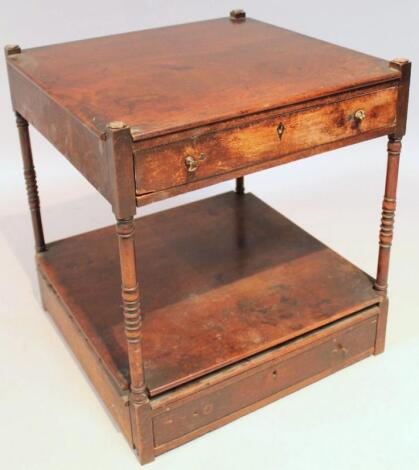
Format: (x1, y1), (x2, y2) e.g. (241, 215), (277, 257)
(8, 18), (399, 140)
(152, 310), (378, 447)
(135, 86), (398, 194)
(37, 193), (380, 396)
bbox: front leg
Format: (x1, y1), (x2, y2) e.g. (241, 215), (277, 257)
(116, 216), (154, 464)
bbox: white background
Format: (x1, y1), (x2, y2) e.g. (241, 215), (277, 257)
(1, 1), (418, 469)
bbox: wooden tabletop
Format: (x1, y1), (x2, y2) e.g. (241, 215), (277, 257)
(8, 17), (399, 140)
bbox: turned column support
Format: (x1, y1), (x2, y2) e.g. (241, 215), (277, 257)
(374, 58), (411, 293)
(15, 112), (46, 253)
(116, 215), (154, 463)
(115, 217), (147, 401)
(107, 121), (154, 463)
(374, 136), (401, 292)
(372, 59), (410, 355)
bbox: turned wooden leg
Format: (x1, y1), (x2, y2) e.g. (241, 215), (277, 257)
(116, 217), (154, 463)
(373, 135), (402, 354)
(236, 176), (245, 194)
(374, 136), (401, 292)
(16, 112), (46, 252)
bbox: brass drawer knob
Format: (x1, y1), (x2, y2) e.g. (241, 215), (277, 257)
(185, 155), (198, 173)
(354, 109), (366, 122)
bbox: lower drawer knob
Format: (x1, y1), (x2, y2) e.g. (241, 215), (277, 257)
(333, 343), (348, 355)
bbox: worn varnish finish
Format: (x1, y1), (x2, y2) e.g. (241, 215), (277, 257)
(135, 86), (397, 195)
(5, 18), (401, 211)
(38, 270), (133, 445)
(373, 59), (410, 354)
(37, 192), (381, 395)
(152, 308), (378, 449)
(5, 11), (410, 466)
(5, 18), (399, 140)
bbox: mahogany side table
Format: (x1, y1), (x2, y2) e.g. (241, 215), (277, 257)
(5, 10), (411, 464)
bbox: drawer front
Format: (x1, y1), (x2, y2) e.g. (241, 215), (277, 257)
(152, 312), (377, 447)
(135, 87), (397, 195)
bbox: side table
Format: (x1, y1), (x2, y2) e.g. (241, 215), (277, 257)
(5, 10), (411, 464)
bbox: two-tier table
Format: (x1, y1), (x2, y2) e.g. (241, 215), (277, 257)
(5, 10), (411, 464)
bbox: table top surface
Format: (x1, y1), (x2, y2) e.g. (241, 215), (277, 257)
(8, 17), (399, 140)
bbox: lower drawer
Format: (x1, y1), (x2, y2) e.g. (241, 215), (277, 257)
(152, 308), (378, 449)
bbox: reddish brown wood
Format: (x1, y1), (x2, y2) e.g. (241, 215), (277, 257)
(136, 126), (395, 206)
(389, 59), (411, 138)
(5, 15), (410, 466)
(37, 247), (381, 458)
(134, 86), (397, 195)
(374, 59), (410, 294)
(115, 216), (145, 396)
(105, 124), (137, 219)
(374, 136), (401, 291)
(6, 61), (113, 206)
(38, 269), (133, 445)
(15, 112), (46, 252)
(115, 216), (154, 463)
(6, 18), (399, 142)
(152, 308), (378, 448)
(374, 298), (388, 354)
(37, 192), (381, 397)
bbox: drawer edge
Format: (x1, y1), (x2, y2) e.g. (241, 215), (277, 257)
(151, 306), (380, 450)
(136, 126), (393, 206)
(154, 347), (373, 456)
(132, 79), (400, 145)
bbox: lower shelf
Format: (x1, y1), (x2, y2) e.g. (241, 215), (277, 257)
(39, 267), (380, 457)
(37, 191), (380, 397)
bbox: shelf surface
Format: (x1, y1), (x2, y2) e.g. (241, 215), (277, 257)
(9, 18), (398, 139)
(38, 192), (380, 396)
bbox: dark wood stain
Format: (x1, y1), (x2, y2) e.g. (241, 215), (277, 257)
(38, 193), (381, 396)
(5, 14), (410, 465)
(7, 18), (399, 140)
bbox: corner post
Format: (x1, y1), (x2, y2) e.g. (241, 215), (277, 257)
(374, 136), (402, 293)
(105, 122), (154, 463)
(5, 44), (46, 253)
(236, 176), (245, 194)
(15, 111), (46, 253)
(229, 11), (246, 196)
(374, 58), (411, 354)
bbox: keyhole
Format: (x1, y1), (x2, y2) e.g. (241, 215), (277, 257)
(277, 123), (285, 140)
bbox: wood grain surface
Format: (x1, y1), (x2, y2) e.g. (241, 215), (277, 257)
(135, 86), (397, 194)
(152, 309), (378, 447)
(7, 18), (399, 140)
(37, 192), (380, 396)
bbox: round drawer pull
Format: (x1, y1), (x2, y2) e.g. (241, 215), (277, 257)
(354, 109), (366, 122)
(185, 155), (198, 173)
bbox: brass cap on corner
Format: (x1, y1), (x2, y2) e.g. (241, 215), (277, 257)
(4, 44), (21, 56)
(230, 9), (246, 22)
(107, 120), (127, 130)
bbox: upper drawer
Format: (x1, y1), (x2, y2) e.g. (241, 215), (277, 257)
(135, 86), (397, 195)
